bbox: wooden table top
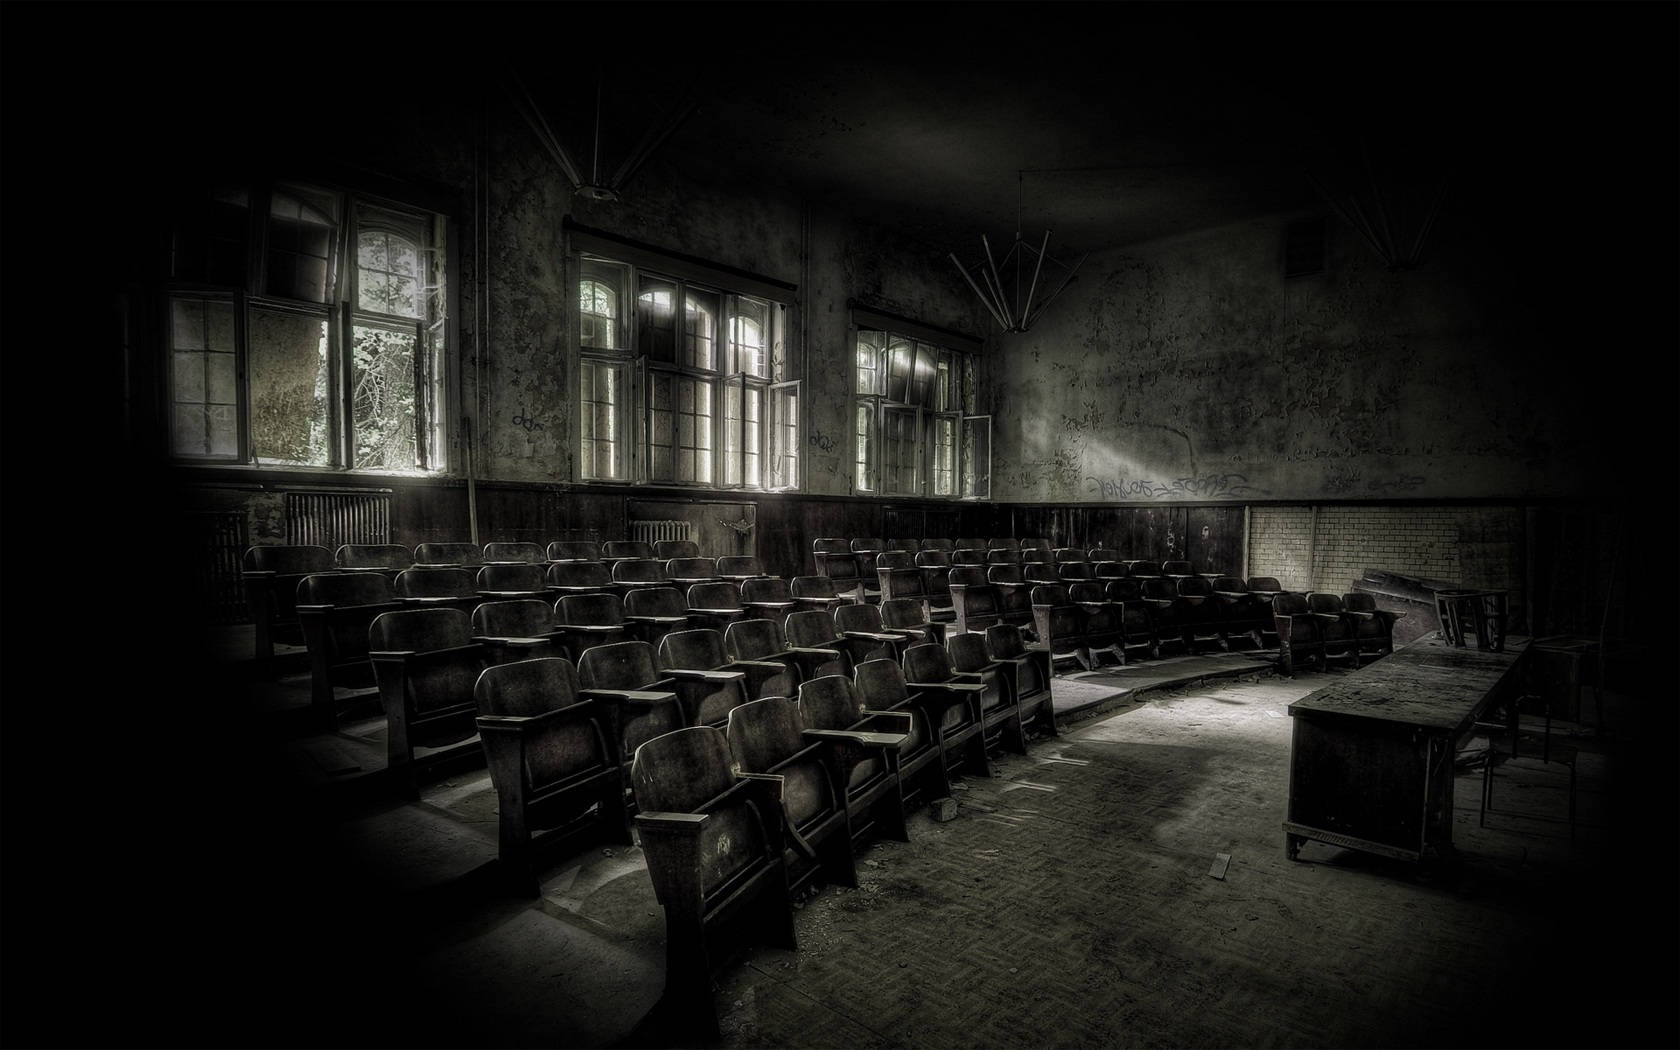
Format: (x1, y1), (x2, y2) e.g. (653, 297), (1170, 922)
(1288, 634), (1531, 735)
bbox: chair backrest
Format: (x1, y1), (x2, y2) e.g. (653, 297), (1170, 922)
(1211, 576), (1249, 593)
(687, 581), (744, 611)
(1307, 592), (1345, 615)
(625, 586), (688, 619)
(394, 566), (477, 599)
(874, 550), (915, 571)
(245, 543), (335, 575)
(834, 602), (887, 634)
(334, 543), (413, 571)
(914, 549), (951, 568)
(1020, 538), (1051, 555)
(884, 538), (921, 554)
(612, 558), (670, 586)
(1246, 576), (1284, 594)
(1092, 561), (1127, 580)
(717, 555), (766, 580)
(988, 564), (1025, 586)
(785, 608), (842, 647)
(546, 539), (601, 562)
(478, 562), (546, 592)
(1161, 560), (1194, 577)
(789, 575), (839, 601)
(1060, 561), (1095, 582)
(797, 674), (863, 731)
(952, 548), (987, 565)
(945, 631), (993, 673)
(655, 539), (701, 561)
(950, 565), (988, 590)
(602, 539), (654, 562)
(547, 560), (613, 590)
(812, 537), (852, 555)
(1053, 547), (1086, 565)
(1273, 592), (1310, 617)
(472, 598), (554, 637)
(483, 541), (545, 564)
(1106, 577), (1145, 602)
(1343, 592), (1378, 614)
(475, 656), (582, 718)
(369, 606), (474, 652)
(1141, 577), (1179, 601)
(880, 597), (931, 632)
(1178, 576), (1214, 599)
(415, 542), (483, 567)
(1031, 583), (1072, 607)
(901, 642), (955, 684)
(298, 571), (395, 608)
(1125, 560), (1160, 578)
(631, 726), (736, 814)
(1088, 548), (1121, 563)
(960, 584), (1002, 618)
(658, 628), (731, 672)
(726, 696), (806, 774)
(984, 622), (1030, 661)
(726, 617), (790, 662)
(1024, 562), (1061, 586)
(576, 640), (663, 690)
(986, 537), (1019, 552)
(853, 657), (911, 711)
(1069, 581), (1107, 604)
(666, 557), (719, 581)
(741, 576), (793, 603)
(557, 591), (626, 626)
(921, 538), (955, 552)
(850, 537), (883, 554)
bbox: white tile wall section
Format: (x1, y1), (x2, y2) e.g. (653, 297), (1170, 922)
(1246, 505), (1521, 595)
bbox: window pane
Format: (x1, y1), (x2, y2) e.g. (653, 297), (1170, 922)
(249, 306), (331, 466)
(885, 336), (913, 403)
(856, 329), (884, 396)
(729, 295), (769, 377)
(168, 297), (239, 459)
(581, 257), (628, 351)
(744, 385), (762, 488)
(770, 382), (799, 490)
(936, 350), (955, 411)
(357, 229), (422, 318)
(638, 275), (678, 363)
(171, 188), (250, 287)
(684, 288), (719, 371)
(769, 303), (789, 382)
(266, 187), (340, 303)
(677, 378), (714, 484)
(962, 415), (992, 500)
(351, 324), (419, 471)
(724, 381), (742, 486)
(648, 372), (675, 481)
(855, 399), (874, 492)
(932, 414), (956, 496)
(882, 406), (919, 495)
(581, 359), (624, 480)
(910, 342), (936, 407)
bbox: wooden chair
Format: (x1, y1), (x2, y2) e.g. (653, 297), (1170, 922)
(545, 539), (602, 563)
(474, 657), (631, 896)
(685, 580), (749, 636)
(471, 598), (567, 666)
(783, 608), (875, 680)
(724, 617), (810, 699)
(575, 641), (688, 799)
(657, 628), (777, 721)
(665, 557), (720, 589)
(985, 623), (1058, 741)
(242, 543), (337, 666)
(1343, 592), (1404, 658)
(296, 570), (401, 723)
(1271, 591), (1324, 676)
(622, 586), (696, 651)
(475, 562), (549, 602)
(1067, 581), (1126, 667)
(1306, 592), (1362, 669)
(1030, 583), (1093, 673)
(1103, 577), (1164, 661)
(814, 548), (866, 604)
(333, 543), (414, 579)
(788, 575), (846, 614)
(630, 726), (796, 1038)
(987, 563), (1037, 634)
(1211, 576), (1269, 650)
(1175, 575), (1229, 653)
(393, 565), (482, 616)
(900, 643), (992, 780)
(552, 592), (632, 664)
(1139, 577), (1195, 655)
(1161, 560), (1195, 580)
(601, 539), (655, 566)
(608, 558), (672, 598)
(654, 538), (701, 561)
(853, 657), (953, 808)
(953, 578), (1006, 636)
(919, 538), (954, 553)
(880, 595), (946, 649)
(1245, 576), (1288, 647)
(716, 555), (768, 584)
(368, 607), (488, 798)
(414, 541), (483, 568)
(1087, 547), (1122, 565)
(883, 538), (921, 554)
(483, 540), (546, 565)
(740, 576), (799, 627)
(545, 559), (614, 599)
(945, 631), (1027, 756)
(833, 602), (914, 665)
(796, 675), (913, 852)
(951, 547), (988, 566)
(1125, 559), (1161, 579)
(915, 548), (957, 625)
(726, 697), (858, 896)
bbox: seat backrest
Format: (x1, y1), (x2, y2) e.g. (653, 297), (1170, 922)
(1024, 562), (1061, 586)
(414, 542), (482, 567)
(478, 562), (546, 592)
(369, 606), (474, 651)
(687, 581), (744, 611)
(475, 656), (582, 718)
(1088, 548), (1121, 563)
(1162, 560), (1194, 577)
(547, 560), (613, 589)
(817, 551), (862, 581)
(880, 597), (931, 631)
(1068, 581), (1107, 604)
(1273, 592), (1311, 617)
(1106, 577), (1145, 602)
(1307, 592), (1345, 615)
(921, 538), (955, 552)
(789, 575), (839, 600)
(945, 631), (993, 673)
(1246, 576), (1284, 593)
(576, 640), (663, 690)
(298, 571), (395, 608)
(797, 674), (863, 731)
(1178, 576), (1214, 599)
(658, 628), (730, 672)
(850, 537), (883, 554)
(884, 538), (921, 554)
(834, 603), (886, 634)
(785, 609), (842, 647)
(1060, 561), (1095, 582)
(472, 598), (554, 637)
(612, 559), (670, 586)
(631, 726), (736, 814)
(1211, 576), (1248, 593)
(667, 557), (718, 580)
(1031, 583), (1072, 607)
(624, 586), (689, 618)
(483, 541), (545, 564)
(1125, 560), (1160, 578)
(741, 576), (792, 603)
(901, 642), (955, 684)
(986, 537), (1019, 552)
(334, 544), (413, 571)
(950, 565), (988, 590)
(602, 539), (654, 561)
(984, 622), (1029, 661)
(245, 544), (335, 574)
(716, 555), (765, 579)
(1093, 561), (1127, 580)
(546, 539), (601, 562)
(1141, 577), (1179, 601)
(874, 550), (914, 571)
(853, 657), (911, 710)
(726, 696), (806, 773)
(988, 564), (1025, 586)
(726, 617), (790, 661)
(914, 549), (951, 568)
(1053, 547), (1086, 564)
(655, 538), (701, 561)
(960, 584), (1001, 615)
(1343, 592), (1378, 614)
(394, 565), (477, 599)
(558, 591), (626, 626)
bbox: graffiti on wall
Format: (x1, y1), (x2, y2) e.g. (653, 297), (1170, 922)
(1084, 473), (1263, 501)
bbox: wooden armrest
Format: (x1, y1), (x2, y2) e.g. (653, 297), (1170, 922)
(476, 702), (599, 734)
(634, 811), (709, 831)
(580, 687), (679, 706)
(787, 645), (842, 656)
(625, 614), (689, 625)
(805, 728), (909, 749)
(475, 635), (552, 647)
(906, 679), (984, 693)
(731, 659), (794, 674)
(844, 630), (904, 643)
(667, 668), (746, 685)
(855, 710), (915, 735)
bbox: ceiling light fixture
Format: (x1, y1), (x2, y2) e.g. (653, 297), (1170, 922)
(949, 170), (1088, 334)
(507, 68), (696, 205)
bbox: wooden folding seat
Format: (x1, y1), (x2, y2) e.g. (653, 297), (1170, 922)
(954, 537), (990, 558)
(726, 697), (857, 896)
(899, 643), (992, 780)
(1059, 559), (1096, 585)
(1342, 591), (1404, 658)
(739, 576), (799, 627)
(1067, 581), (1126, 667)
(883, 538), (920, 554)
(984, 623), (1058, 741)
(601, 539), (655, 566)
(1023, 560), (1062, 588)
(833, 602), (915, 665)
(788, 575), (846, 614)
(1087, 547), (1122, 565)
(724, 617), (810, 699)
(553, 591), (632, 664)
(852, 657), (952, 809)
(1161, 559), (1195, 580)
(471, 598), (567, 666)
(483, 540), (546, 565)
(915, 549), (955, 622)
(1306, 592), (1362, 669)
(796, 675), (913, 853)
(545, 539), (601, 563)
(665, 557), (720, 589)
(545, 559), (613, 599)
(368, 607), (488, 798)
(875, 550), (925, 609)
(630, 726), (796, 1037)
(242, 543), (337, 665)
(1139, 577), (1195, 655)
(783, 608), (875, 681)
(1030, 583), (1093, 673)
(1210, 576), (1269, 650)
(812, 540), (866, 603)
(1019, 538), (1052, 559)
(952, 578), (1005, 636)
(880, 595), (945, 648)
(1092, 560), (1128, 581)
(1245, 576), (1288, 648)
(392, 565), (482, 616)
(1271, 592), (1325, 676)
(296, 570), (401, 722)
(1175, 575), (1229, 653)
(946, 564), (989, 606)
(1124, 559), (1161, 578)
(333, 543), (414, 579)
(987, 563), (1037, 634)
(684, 580), (748, 636)
(919, 538), (954, 553)
(654, 538), (701, 561)
(414, 541), (483, 568)
(1103, 577), (1165, 661)
(659, 627), (782, 716)
(474, 657), (631, 896)
(984, 546), (1021, 567)
(945, 631), (1027, 756)
(609, 558), (672, 598)
(951, 547), (987, 566)
(476, 562), (550, 603)
(575, 641), (688, 794)
(985, 535), (1019, 553)
(622, 586), (696, 651)
(715, 555), (768, 584)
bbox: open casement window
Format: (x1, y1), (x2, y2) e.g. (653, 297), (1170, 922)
(851, 315), (979, 498)
(960, 414), (992, 500)
(571, 231), (797, 489)
(166, 183), (449, 474)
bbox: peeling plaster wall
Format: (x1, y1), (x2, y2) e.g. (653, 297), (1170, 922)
(988, 213), (1623, 504)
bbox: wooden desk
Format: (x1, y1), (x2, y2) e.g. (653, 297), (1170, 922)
(1284, 635), (1530, 864)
